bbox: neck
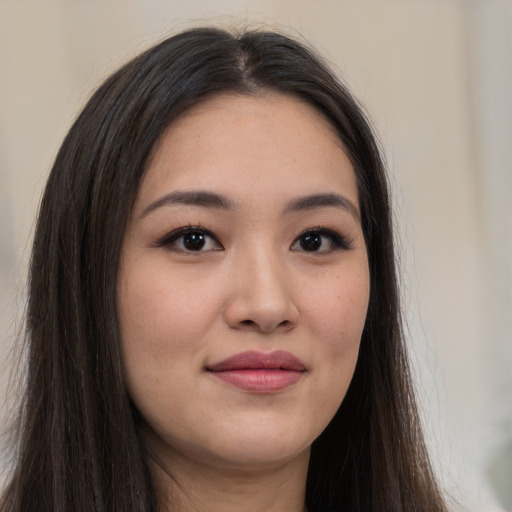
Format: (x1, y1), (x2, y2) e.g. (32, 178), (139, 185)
(147, 446), (310, 512)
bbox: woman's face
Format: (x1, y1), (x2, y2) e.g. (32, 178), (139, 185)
(117, 93), (370, 473)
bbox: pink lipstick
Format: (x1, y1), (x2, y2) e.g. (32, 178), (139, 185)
(207, 350), (306, 392)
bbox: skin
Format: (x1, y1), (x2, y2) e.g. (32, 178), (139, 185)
(117, 92), (370, 512)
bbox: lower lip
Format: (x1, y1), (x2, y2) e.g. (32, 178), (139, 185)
(209, 369), (303, 392)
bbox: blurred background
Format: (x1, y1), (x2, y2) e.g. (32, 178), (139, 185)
(0, 1), (510, 510)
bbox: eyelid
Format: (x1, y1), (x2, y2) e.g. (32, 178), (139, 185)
(155, 225), (223, 251)
(290, 227), (353, 252)
(153, 225), (351, 253)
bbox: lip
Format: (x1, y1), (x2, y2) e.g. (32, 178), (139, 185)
(207, 350), (306, 393)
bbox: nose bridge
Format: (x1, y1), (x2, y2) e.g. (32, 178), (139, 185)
(224, 238), (298, 332)
(246, 242), (286, 297)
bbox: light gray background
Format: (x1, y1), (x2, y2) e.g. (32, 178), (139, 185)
(1, 1), (511, 510)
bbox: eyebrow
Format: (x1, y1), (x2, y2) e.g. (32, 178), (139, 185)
(140, 190), (236, 218)
(140, 190), (360, 222)
(283, 193), (360, 222)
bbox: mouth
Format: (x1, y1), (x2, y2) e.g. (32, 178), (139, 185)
(206, 350), (306, 393)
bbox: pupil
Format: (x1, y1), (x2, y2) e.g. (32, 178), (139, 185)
(183, 232), (205, 250)
(301, 233), (321, 251)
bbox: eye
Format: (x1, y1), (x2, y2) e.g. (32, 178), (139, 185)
(156, 226), (223, 252)
(290, 228), (351, 253)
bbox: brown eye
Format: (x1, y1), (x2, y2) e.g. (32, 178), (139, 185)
(157, 227), (223, 253)
(182, 232), (206, 251)
(300, 233), (322, 251)
(291, 229), (351, 253)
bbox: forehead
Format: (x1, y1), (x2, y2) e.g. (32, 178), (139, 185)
(165, 91), (345, 148)
(136, 92), (358, 211)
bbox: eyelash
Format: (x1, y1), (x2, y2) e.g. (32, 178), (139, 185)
(155, 225), (222, 252)
(155, 225), (352, 254)
(291, 228), (353, 253)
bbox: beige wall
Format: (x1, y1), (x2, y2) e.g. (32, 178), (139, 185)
(1, 1), (510, 510)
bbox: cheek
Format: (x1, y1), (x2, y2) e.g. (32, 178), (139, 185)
(300, 263), (369, 413)
(118, 261), (219, 352)
(303, 267), (370, 351)
(292, 272), (368, 442)
(117, 267), (220, 442)
(116, 260), (223, 409)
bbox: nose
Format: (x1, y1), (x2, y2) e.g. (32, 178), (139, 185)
(223, 245), (299, 334)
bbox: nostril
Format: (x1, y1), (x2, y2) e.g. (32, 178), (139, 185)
(238, 319), (292, 332)
(237, 318), (295, 332)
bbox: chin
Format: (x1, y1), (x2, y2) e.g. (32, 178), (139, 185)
(208, 444), (311, 473)
(202, 426), (314, 471)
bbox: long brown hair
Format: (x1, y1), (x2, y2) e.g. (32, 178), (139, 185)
(1, 27), (447, 511)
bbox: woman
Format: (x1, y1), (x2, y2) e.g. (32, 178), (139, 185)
(1, 27), (447, 511)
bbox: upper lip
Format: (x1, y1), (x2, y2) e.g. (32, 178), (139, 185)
(207, 350), (306, 372)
